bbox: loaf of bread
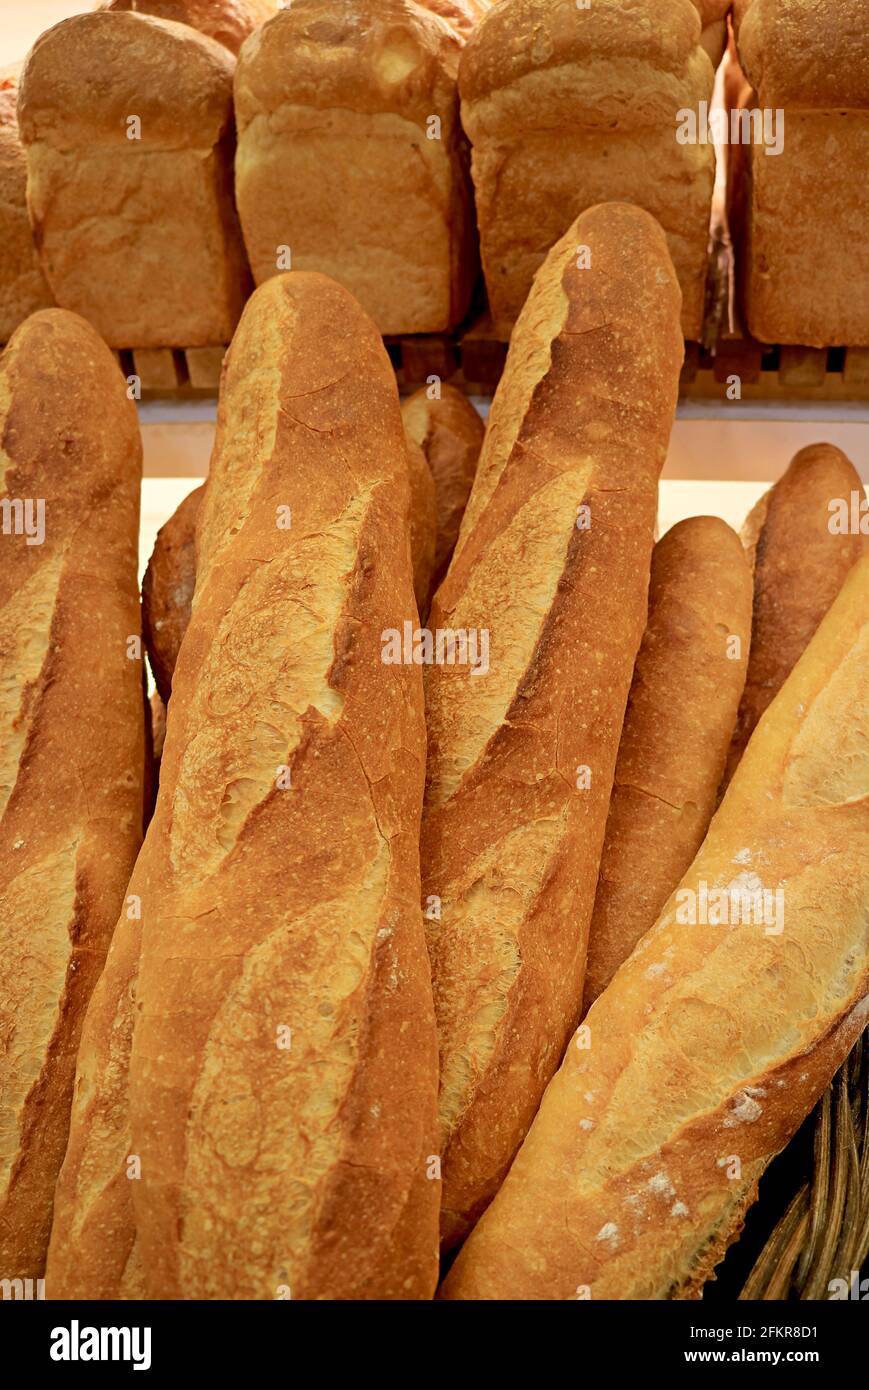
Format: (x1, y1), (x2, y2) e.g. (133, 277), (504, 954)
(100, 0), (277, 52)
(0, 309), (144, 1281)
(459, 0), (716, 339)
(421, 202), (684, 1251)
(17, 11), (251, 349)
(582, 517), (753, 1012)
(693, 0), (731, 67)
(402, 383), (484, 594)
(141, 427), (434, 698)
(142, 484), (204, 704)
(0, 68), (53, 343)
(233, 0), (480, 334)
(443, 550), (869, 1300)
(406, 434), (438, 618)
(724, 443), (866, 785)
(734, 0), (869, 346)
(49, 272), (440, 1300)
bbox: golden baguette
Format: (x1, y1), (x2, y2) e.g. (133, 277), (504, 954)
(140, 432), (435, 700)
(442, 551), (869, 1301)
(421, 202), (684, 1250)
(582, 516), (753, 1010)
(49, 272), (439, 1300)
(402, 383), (485, 594)
(724, 443), (866, 787)
(0, 309), (143, 1280)
(141, 483), (204, 705)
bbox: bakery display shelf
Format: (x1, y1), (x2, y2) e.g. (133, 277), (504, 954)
(103, 326), (869, 406)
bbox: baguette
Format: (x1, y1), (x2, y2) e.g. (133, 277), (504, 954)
(141, 432), (434, 698)
(401, 383), (484, 593)
(422, 202), (684, 1250)
(724, 443), (866, 786)
(443, 551), (869, 1301)
(0, 309), (144, 1280)
(582, 517), (753, 1011)
(458, 0), (716, 340)
(406, 434), (438, 619)
(141, 484), (204, 704)
(49, 271), (440, 1300)
(18, 11), (251, 349)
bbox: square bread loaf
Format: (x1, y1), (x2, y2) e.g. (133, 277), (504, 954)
(459, 0), (717, 341)
(0, 70), (53, 344)
(735, 0), (869, 347)
(233, 0), (483, 335)
(17, 11), (251, 349)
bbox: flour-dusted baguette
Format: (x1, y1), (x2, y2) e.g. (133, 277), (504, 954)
(402, 383), (484, 593)
(233, 0), (479, 334)
(18, 11), (251, 349)
(443, 551), (869, 1301)
(459, 0), (716, 340)
(582, 517), (753, 1011)
(0, 69), (53, 343)
(50, 271), (439, 1300)
(0, 309), (144, 1281)
(100, 0), (277, 52)
(724, 443), (866, 786)
(422, 202), (684, 1250)
(141, 483), (204, 704)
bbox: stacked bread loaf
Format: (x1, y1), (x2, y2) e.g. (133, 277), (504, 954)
(98, 0), (278, 53)
(732, 0), (869, 346)
(48, 272), (440, 1300)
(458, 0), (717, 340)
(421, 202), (685, 1249)
(17, 11), (251, 348)
(233, 0), (483, 334)
(0, 67), (52, 343)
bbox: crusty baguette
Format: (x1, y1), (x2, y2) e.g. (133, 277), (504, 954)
(422, 202), (684, 1250)
(0, 308), (144, 1280)
(401, 383), (484, 593)
(141, 483), (204, 704)
(724, 443), (866, 786)
(582, 516), (753, 1011)
(18, 11), (251, 349)
(443, 550), (869, 1301)
(141, 435), (433, 698)
(49, 271), (439, 1300)
(99, 0), (277, 53)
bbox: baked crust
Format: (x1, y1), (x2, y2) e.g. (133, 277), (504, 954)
(443, 554), (869, 1300)
(18, 12), (251, 347)
(583, 516), (753, 1010)
(422, 202), (684, 1250)
(458, 0), (716, 338)
(0, 309), (144, 1279)
(234, 0), (478, 332)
